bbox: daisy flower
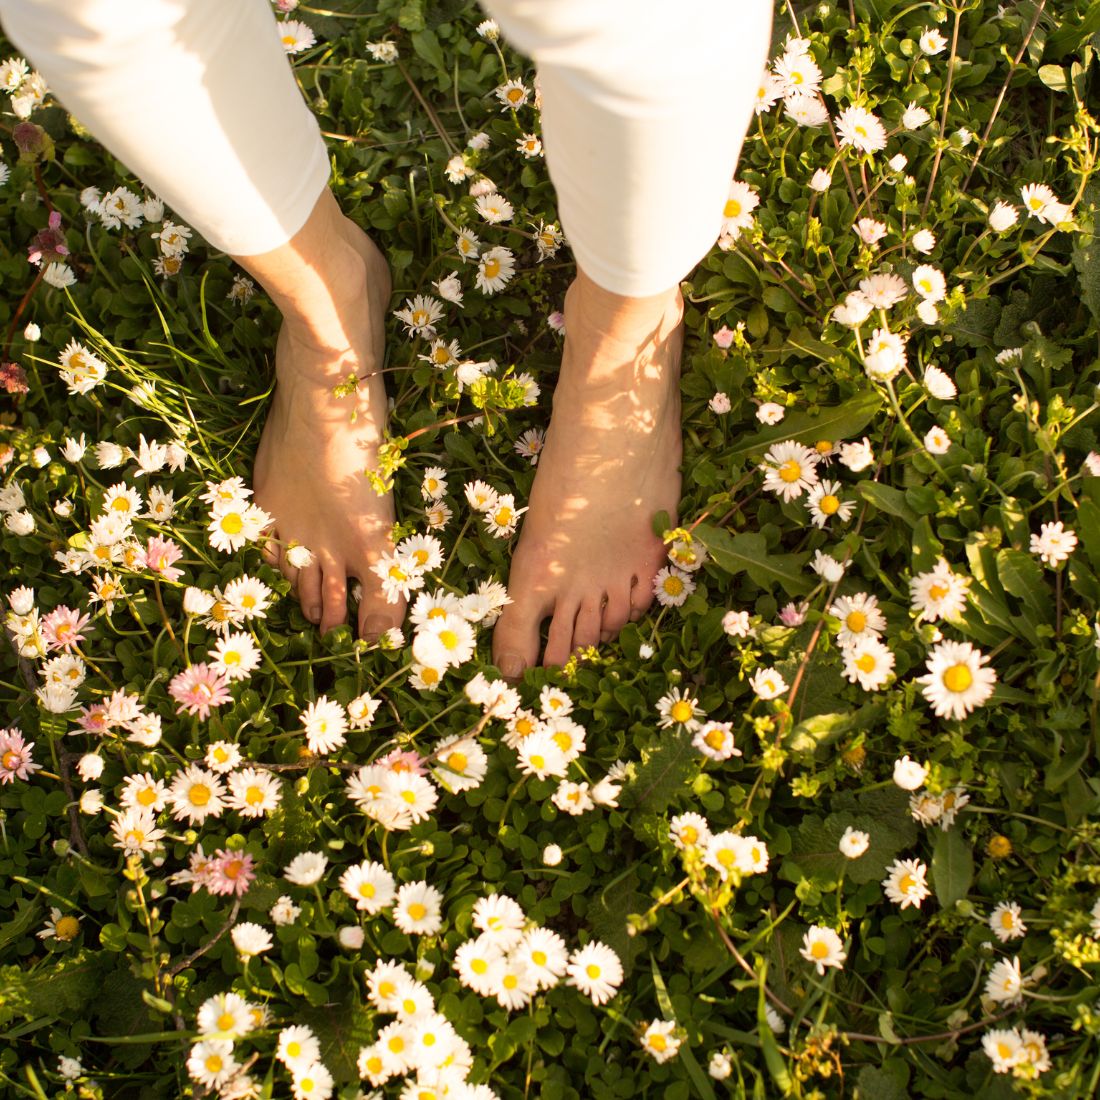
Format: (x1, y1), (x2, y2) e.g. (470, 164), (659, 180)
(989, 901), (1027, 943)
(495, 79), (529, 110)
(516, 730), (568, 779)
(455, 228), (480, 262)
(989, 201), (1019, 231)
(482, 491), (524, 536)
(197, 991), (256, 1039)
(207, 499), (271, 553)
(923, 365), (957, 399)
(1030, 520), (1077, 566)
(419, 338), (462, 369)
(226, 768), (282, 818)
(669, 812), (711, 850)
(566, 941), (623, 1005)
(207, 849), (256, 897)
(721, 180), (759, 236)
(858, 272), (908, 309)
(230, 922), (273, 958)
(982, 1028), (1025, 1074)
(919, 27), (948, 54)
(640, 1020), (682, 1063)
(806, 480), (855, 527)
(917, 640), (997, 719)
(284, 851), (327, 886)
(40, 606), (91, 652)
(475, 246), (516, 294)
(455, 936), (505, 996)
(784, 92), (829, 127)
(882, 857), (931, 908)
(187, 1039), (238, 1088)
(339, 860), (396, 914)
(799, 926), (847, 975)
(393, 881), (443, 935)
(277, 1025), (321, 1071)
(912, 264), (947, 302)
(863, 327), (907, 380)
(168, 764), (226, 826)
(773, 51), (822, 95)
(828, 592), (886, 647)
(910, 559), (969, 621)
(168, 663), (231, 719)
(754, 70), (784, 113)
(111, 807), (164, 854)
(841, 637), (895, 690)
(432, 734), (488, 793)
(692, 721), (741, 761)
(393, 295), (444, 338)
(749, 667), (788, 700)
(420, 467), (448, 501)
(475, 193), (514, 224)
(514, 427), (545, 464)
(984, 956), (1023, 1005)
(760, 440), (819, 501)
(300, 696), (348, 755)
(209, 632), (261, 682)
(838, 826), (870, 858)
(836, 105), (887, 153)
(0, 728), (40, 783)
(656, 686), (705, 730)
(653, 566), (695, 606)
(347, 692), (381, 730)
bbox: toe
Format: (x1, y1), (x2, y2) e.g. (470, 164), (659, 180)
(572, 599), (603, 653)
(542, 597), (580, 668)
(318, 555), (348, 635)
(261, 536), (281, 571)
(493, 593), (550, 680)
(356, 574), (404, 641)
(601, 586), (633, 640)
(297, 563), (323, 625)
(629, 574), (655, 621)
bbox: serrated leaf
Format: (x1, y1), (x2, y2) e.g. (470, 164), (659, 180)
(727, 390), (882, 460)
(621, 727), (697, 814)
(695, 524), (811, 596)
(931, 828), (973, 910)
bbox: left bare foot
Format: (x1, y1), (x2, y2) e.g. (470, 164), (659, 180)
(491, 270), (683, 676)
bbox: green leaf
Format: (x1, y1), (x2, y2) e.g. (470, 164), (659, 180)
(1071, 181), (1100, 324)
(996, 548), (1053, 624)
(857, 481), (919, 526)
(931, 828), (973, 910)
(727, 390), (882, 460)
(1038, 64), (1069, 92)
(695, 524), (811, 596)
(622, 728), (697, 814)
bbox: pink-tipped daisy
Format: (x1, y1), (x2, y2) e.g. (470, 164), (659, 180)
(169, 663), (232, 719)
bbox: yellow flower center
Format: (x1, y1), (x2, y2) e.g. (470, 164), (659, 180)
(704, 729), (725, 750)
(55, 915), (80, 940)
(219, 513), (243, 535)
(717, 849), (735, 867)
(1001, 912), (1015, 929)
(205, 1055), (223, 1073)
(586, 964), (601, 979)
(472, 958), (488, 974)
(388, 1036), (405, 1053)
(359, 882), (376, 899)
(552, 731), (573, 752)
(815, 439), (833, 454)
(111, 497), (131, 512)
(820, 494), (840, 515)
(2, 750), (21, 770)
(810, 940), (829, 959)
(223, 858), (244, 879)
(899, 873), (915, 893)
(214, 747), (229, 761)
(778, 459), (802, 483)
(494, 506), (511, 525)
(507, 88), (523, 103)
(389, 565), (408, 581)
(402, 998), (417, 1014)
(663, 575), (685, 596)
(943, 663), (973, 692)
(439, 629), (459, 649)
(681, 826), (698, 845)
(515, 717), (534, 736)
(281, 34), (297, 47)
(408, 902), (427, 920)
(503, 974), (518, 990)
(218, 1012), (236, 1031)
(446, 751), (468, 773)
(532, 950), (547, 966)
(846, 610), (867, 633)
(189, 784), (210, 806)
(856, 654), (877, 673)
(723, 198), (742, 218)
(530, 754), (545, 769)
(126, 829), (145, 846)
(670, 700), (694, 724)
(246, 785), (264, 805)
(421, 667), (440, 685)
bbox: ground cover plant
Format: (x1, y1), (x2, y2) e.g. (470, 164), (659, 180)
(2, 0), (1100, 1095)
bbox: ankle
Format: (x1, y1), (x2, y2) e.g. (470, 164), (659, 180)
(565, 270), (683, 344)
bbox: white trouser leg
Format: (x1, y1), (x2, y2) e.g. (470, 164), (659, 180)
(480, 0), (773, 297)
(0, 0), (330, 255)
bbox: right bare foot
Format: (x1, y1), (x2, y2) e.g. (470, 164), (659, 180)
(250, 206), (404, 638)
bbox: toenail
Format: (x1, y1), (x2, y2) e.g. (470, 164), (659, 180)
(498, 653), (526, 681)
(307, 605), (322, 623)
(363, 613), (392, 641)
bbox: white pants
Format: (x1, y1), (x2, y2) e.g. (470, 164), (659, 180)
(0, 0), (771, 297)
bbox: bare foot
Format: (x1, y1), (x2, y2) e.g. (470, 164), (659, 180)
(251, 216), (404, 638)
(491, 270), (683, 675)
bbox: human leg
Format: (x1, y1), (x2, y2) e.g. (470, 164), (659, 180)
(0, 0), (402, 635)
(481, 0), (773, 673)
